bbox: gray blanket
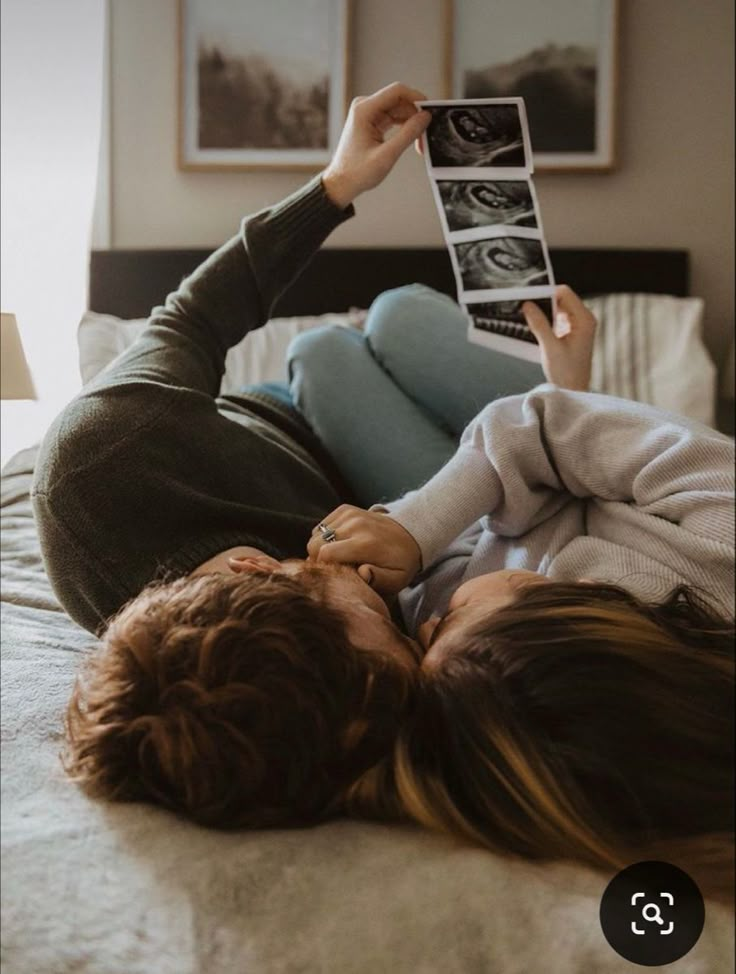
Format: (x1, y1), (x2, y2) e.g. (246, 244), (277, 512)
(2, 447), (733, 974)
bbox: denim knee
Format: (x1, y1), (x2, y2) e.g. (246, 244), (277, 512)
(287, 323), (362, 373)
(365, 284), (466, 355)
(287, 324), (365, 405)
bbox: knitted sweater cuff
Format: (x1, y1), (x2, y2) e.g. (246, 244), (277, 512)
(243, 175), (355, 316)
(264, 173), (355, 235)
(389, 444), (501, 569)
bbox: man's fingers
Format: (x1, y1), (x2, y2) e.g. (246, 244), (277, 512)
(358, 563), (405, 596)
(357, 564), (374, 585)
(379, 110), (431, 167)
(385, 100), (421, 125)
(362, 82), (428, 114)
(374, 101), (421, 135)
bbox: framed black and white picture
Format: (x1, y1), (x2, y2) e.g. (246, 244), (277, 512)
(444, 0), (618, 171)
(178, 0), (351, 171)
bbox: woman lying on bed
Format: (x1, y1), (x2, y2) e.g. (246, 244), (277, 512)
(47, 82), (734, 900)
(295, 278), (735, 900)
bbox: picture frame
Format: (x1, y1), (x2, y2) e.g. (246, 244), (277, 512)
(443, 0), (619, 172)
(178, 0), (351, 172)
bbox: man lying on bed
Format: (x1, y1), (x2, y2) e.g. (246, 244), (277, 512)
(34, 82), (734, 898)
(33, 82), (433, 829)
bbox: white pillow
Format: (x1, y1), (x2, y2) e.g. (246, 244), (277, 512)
(586, 293), (716, 426)
(79, 293), (716, 426)
(78, 308), (367, 393)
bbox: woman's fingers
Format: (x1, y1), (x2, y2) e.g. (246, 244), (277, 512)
(314, 537), (376, 564)
(554, 284), (597, 333)
(307, 506), (375, 559)
(316, 503), (354, 524)
(307, 505), (353, 554)
(522, 300), (553, 346)
(555, 283), (589, 318)
(307, 505), (422, 585)
(524, 288), (596, 340)
(522, 287), (596, 391)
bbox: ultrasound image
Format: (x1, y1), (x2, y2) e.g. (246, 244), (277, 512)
(439, 180), (537, 232)
(467, 297), (554, 345)
(427, 105), (527, 168)
(455, 237), (549, 291)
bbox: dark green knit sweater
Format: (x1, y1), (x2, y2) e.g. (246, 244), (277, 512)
(32, 176), (354, 634)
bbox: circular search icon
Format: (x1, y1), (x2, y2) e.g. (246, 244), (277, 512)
(599, 861), (705, 966)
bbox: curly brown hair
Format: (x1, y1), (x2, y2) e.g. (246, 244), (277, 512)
(63, 571), (415, 829)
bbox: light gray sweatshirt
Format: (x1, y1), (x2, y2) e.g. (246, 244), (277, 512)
(387, 384), (734, 633)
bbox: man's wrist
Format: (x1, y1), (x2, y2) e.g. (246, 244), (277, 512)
(321, 168), (356, 210)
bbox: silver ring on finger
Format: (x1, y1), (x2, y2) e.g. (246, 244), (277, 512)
(318, 522), (338, 543)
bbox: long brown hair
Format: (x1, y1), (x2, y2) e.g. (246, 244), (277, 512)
(348, 583), (734, 900)
(64, 571), (415, 829)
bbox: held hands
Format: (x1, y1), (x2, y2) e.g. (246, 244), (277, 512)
(523, 285), (597, 391)
(322, 83), (431, 209)
(307, 505), (422, 596)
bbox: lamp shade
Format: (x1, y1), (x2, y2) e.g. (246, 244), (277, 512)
(1, 313), (37, 400)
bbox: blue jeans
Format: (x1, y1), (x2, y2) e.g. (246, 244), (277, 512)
(286, 284), (545, 506)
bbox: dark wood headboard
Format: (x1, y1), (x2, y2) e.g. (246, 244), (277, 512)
(89, 247), (690, 320)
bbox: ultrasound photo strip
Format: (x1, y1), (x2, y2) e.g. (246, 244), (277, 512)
(418, 98), (555, 302)
(418, 97), (556, 362)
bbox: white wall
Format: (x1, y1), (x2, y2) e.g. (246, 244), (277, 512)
(1, 0), (105, 466)
(108, 0), (735, 380)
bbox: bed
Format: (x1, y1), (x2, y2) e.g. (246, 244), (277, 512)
(2, 246), (732, 974)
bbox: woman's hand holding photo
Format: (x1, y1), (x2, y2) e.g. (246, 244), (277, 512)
(523, 284), (597, 392)
(307, 504), (422, 595)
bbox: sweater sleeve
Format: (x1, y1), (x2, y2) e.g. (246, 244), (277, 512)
(87, 176), (354, 397)
(389, 384), (735, 570)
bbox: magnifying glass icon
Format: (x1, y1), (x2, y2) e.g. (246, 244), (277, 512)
(642, 903), (664, 925)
